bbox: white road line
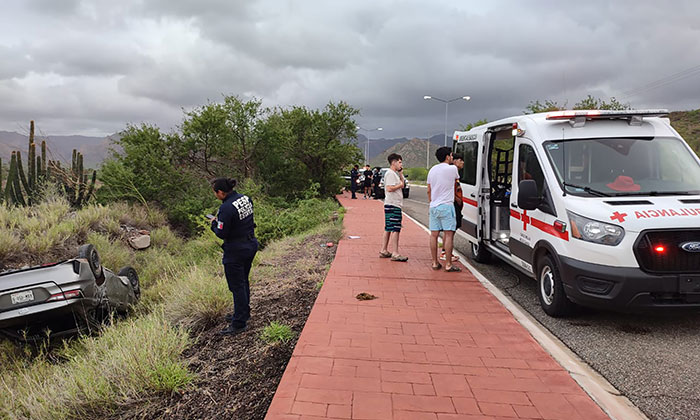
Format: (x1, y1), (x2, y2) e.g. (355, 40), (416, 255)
(401, 211), (649, 420)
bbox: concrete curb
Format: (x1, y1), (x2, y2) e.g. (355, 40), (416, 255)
(402, 211), (649, 420)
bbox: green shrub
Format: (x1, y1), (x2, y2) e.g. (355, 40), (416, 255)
(260, 322), (294, 344)
(404, 167), (428, 181)
(254, 197), (339, 247)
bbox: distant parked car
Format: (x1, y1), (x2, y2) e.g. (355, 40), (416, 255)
(0, 244), (140, 341)
(373, 168), (410, 199)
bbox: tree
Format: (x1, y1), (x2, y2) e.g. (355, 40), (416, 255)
(525, 96), (631, 114)
(222, 95), (269, 178)
(462, 119), (489, 131)
(573, 95), (630, 110)
(177, 102), (230, 176)
(272, 101), (363, 196)
(101, 124), (182, 201)
(524, 99), (563, 114)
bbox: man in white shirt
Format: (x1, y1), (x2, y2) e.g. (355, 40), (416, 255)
(379, 153), (408, 261)
(427, 147), (461, 272)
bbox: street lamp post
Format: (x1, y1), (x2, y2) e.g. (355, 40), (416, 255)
(423, 95), (471, 147)
(356, 126), (383, 165)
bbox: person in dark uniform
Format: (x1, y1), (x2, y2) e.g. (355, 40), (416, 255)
(350, 164), (359, 199)
(209, 178), (258, 336)
(372, 167), (382, 198)
(362, 165), (373, 199)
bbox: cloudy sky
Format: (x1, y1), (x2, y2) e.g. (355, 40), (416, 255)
(1, 0), (699, 139)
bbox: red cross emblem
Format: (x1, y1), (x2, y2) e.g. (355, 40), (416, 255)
(522, 210), (530, 231)
(610, 211), (627, 223)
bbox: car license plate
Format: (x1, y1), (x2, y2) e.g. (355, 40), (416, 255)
(11, 290), (34, 305)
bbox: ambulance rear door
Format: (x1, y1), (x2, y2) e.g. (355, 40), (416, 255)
(454, 129), (487, 242)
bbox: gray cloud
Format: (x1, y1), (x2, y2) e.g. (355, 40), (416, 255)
(0, 0), (699, 139)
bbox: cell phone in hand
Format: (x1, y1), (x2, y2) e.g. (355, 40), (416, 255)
(205, 214), (215, 219)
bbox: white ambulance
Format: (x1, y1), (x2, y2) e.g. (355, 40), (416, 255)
(452, 110), (700, 316)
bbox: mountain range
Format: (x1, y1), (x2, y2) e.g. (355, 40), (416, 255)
(0, 130), (114, 168)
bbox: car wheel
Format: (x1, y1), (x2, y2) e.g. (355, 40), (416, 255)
(118, 266), (140, 300)
(78, 244), (104, 285)
(537, 254), (575, 317)
(470, 240), (491, 263)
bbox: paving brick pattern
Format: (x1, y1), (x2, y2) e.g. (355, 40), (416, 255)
(266, 192), (610, 420)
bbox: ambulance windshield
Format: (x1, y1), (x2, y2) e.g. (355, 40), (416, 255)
(544, 137), (700, 197)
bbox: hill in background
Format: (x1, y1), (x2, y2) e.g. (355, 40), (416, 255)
(670, 110), (700, 152)
(0, 130), (113, 168)
(369, 137), (441, 168)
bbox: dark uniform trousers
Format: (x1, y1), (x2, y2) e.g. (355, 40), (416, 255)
(223, 240), (257, 328)
(212, 190), (258, 330)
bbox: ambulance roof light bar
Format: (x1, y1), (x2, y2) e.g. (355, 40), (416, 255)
(545, 109), (669, 127)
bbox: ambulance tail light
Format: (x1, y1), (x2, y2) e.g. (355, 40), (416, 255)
(512, 123), (525, 137)
(567, 211), (625, 246)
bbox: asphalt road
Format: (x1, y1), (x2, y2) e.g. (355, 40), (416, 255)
(401, 185), (700, 420)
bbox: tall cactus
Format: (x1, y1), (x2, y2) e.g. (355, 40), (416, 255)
(2, 121), (95, 208)
(41, 141), (47, 180)
(2, 120), (49, 206)
(53, 149), (96, 208)
(4, 152), (26, 206)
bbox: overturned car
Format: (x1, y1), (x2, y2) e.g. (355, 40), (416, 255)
(0, 244), (140, 341)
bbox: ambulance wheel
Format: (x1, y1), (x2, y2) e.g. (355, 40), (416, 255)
(470, 241), (491, 263)
(537, 254), (574, 317)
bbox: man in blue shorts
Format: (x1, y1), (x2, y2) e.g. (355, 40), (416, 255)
(379, 153), (408, 262)
(427, 147), (461, 272)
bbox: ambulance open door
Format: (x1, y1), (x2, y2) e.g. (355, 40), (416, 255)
(454, 131), (486, 243)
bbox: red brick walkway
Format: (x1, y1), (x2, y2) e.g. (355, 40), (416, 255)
(266, 192), (610, 420)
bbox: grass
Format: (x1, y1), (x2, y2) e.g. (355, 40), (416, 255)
(0, 194), (342, 419)
(1, 312), (192, 420)
(260, 322), (294, 344)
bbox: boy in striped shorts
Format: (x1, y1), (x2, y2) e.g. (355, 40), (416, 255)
(379, 153), (408, 262)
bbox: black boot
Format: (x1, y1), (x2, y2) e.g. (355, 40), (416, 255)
(219, 324), (248, 336)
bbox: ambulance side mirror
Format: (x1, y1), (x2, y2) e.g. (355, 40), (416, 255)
(518, 179), (541, 211)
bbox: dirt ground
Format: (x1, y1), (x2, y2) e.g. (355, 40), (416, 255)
(110, 232), (338, 420)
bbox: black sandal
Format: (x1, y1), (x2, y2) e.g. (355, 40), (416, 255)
(445, 265), (462, 272)
(431, 263), (442, 270)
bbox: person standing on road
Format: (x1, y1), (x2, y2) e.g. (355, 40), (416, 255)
(350, 164), (359, 199)
(379, 154), (408, 262)
(427, 147), (461, 272)
(372, 167), (382, 198)
(210, 178), (259, 336)
(363, 165), (373, 199)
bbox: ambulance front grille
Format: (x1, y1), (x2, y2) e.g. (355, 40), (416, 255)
(635, 229), (700, 273)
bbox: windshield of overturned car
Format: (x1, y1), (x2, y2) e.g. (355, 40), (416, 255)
(543, 137), (700, 197)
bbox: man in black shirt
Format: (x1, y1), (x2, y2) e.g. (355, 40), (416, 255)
(363, 165), (373, 199)
(372, 167), (382, 198)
